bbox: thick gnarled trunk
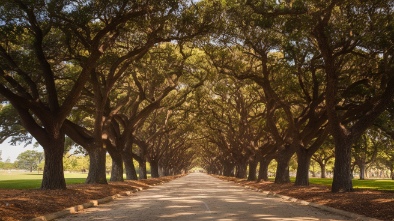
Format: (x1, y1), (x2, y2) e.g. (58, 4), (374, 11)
(274, 148), (294, 184)
(41, 136), (66, 190)
(257, 157), (272, 182)
(139, 161), (147, 180)
(235, 162), (247, 179)
(332, 139), (353, 192)
(109, 150), (124, 182)
(247, 160), (258, 181)
(150, 160), (160, 178)
(294, 148), (312, 186)
(122, 149), (138, 180)
(223, 162), (234, 177)
(86, 147), (107, 184)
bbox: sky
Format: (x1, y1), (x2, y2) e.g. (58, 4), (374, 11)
(0, 139), (43, 163)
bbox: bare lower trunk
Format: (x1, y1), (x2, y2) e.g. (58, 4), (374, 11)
(358, 162), (366, 180)
(150, 160), (159, 178)
(294, 148), (311, 186)
(318, 162), (327, 178)
(223, 162), (234, 177)
(41, 138), (66, 190)
(122, 150), (138, 180)
(139, 160), (147, 180)
(275, 148), (294, 184)
(391, 170), (394, 180)
(109, 151), (124, 182)
(86, 147), (108, 184)
(257, 157), (271, 182)
(235, 162), (247, 179)
(247, 160), (258, 181)
(332, 140), (353, 192)
(161, 167), (167, 176)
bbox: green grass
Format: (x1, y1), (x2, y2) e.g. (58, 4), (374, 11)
(2, 171), (392, 191)
(0, 171), (151, 189)
(352, 179), (394, 191)
(267, 177), (394, 191)
(0, 172), (88, 189)
(308, 178), (394, 191)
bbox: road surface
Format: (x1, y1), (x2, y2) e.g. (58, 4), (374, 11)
(57, 173), (352, 221)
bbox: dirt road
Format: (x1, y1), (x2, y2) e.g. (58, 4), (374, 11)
(56, 173), (352, 221)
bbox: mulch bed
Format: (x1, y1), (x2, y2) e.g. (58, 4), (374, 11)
(214, 175), (394, 221)
(0, 175), (182, 221)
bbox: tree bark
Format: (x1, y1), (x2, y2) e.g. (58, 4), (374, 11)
(150, 160), (160, 178)
(247, 160), (258, 181)
(274, 147), (294, 184)
(257, 157), (272, 182)
(332, 139), (353, 192)
(85, 147), (107, 184)
(319, 162), (327, 178)
(223, 162), (234, 177)
(41, 137), (66, 189)
(109, 150), (124, 182)
(139, 160), (147, 180)
(275, 160), (290, 184)
(358, 162), (366, 180)
(122, 150), (138, 180)
(391, 168), (394, 180)
(294, 148), (311, 186)
(235, 162), (247, 179)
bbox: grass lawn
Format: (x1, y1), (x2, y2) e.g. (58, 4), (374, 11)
(307, 177), (394, 191)
(0, 171), (151, 189)
(267, 177), (394, 191)
(0, 171), (88, 189)
(1, 171), (392, 190)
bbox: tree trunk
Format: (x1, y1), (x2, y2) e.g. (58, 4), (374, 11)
(235, 162), (247, 179)
(332, 140), (353, 192)
(274, 148), (294, 184)
(247, 160), (258, 181)
(257, 157), (271, 182)
(359, 162), (366, 180)
(223, 162), (234, 177)
(320, 162), (327, 178)
(109, 151), (124, 182)
(85, 147), (107, 184)
(122, 150), (138, 180)
(41, 138), (66, 189)
(294, 148), (312, 186)
(391, 169), (394, 180)
(161, 167), (167, 176)
(139, 160), (147, 180)
(275, 160), (290, 184)
(150, 160), (160, 178)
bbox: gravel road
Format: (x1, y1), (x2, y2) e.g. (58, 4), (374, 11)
(56, 173), (352, 221)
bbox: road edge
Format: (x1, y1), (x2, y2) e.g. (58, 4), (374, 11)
(234, 181), (382, 221)
(29, 178), (174, 221)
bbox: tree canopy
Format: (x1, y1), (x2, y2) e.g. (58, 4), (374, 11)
(0, 0), (393, 192)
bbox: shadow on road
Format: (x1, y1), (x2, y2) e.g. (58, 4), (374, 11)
(58, 173), (350, 221)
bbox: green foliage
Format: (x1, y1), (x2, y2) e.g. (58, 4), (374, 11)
(63, 153), (89, 172)
(14, 150), (44, 172)
(0, 161), (15, 170)
(0, 104), (31, 145)
(0, 0), (393, 190)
